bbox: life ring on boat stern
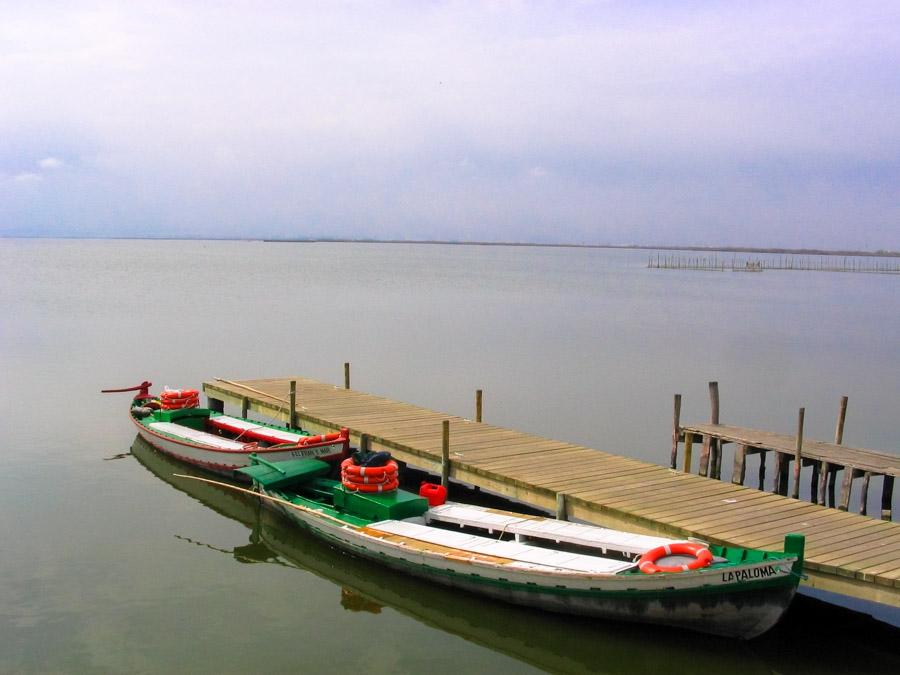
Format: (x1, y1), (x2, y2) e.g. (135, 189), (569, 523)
(340, 457), (398, 478)
(637, 542), (713, 574)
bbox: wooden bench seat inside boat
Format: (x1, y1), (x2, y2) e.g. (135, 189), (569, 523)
(425, 504), (674, 557)
(367, 519), (635, 574)
(148, 422), (250, 450)
(207, 416), (304, 445)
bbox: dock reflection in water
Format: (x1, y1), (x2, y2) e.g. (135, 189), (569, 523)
(131, 435), (899, 675)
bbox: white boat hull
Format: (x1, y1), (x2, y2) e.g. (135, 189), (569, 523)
(133, 416), (345, 476)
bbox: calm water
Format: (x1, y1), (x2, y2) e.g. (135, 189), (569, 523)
(1, 239), (898, 673)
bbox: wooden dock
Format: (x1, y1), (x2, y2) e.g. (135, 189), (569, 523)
(670, 385), (898, 519)
(203, 375), (900, 608)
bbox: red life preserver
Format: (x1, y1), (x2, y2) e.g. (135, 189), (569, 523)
(161, 389), (199, 399)
(341, 479), (399, 493)
(340, 458), (398, 478)
(340, 469), (397, 485)
(637, 542), (713, 574)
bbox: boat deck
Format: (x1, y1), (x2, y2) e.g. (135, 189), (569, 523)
(426, 504), (673, 557)
(148, 421), (249, 450)
(367, 519), (635, 574)
(203, 376), (900, 607)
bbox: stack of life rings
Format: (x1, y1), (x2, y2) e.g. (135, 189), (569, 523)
(340, 456), (399, 493)
(160, 388), (200, 411)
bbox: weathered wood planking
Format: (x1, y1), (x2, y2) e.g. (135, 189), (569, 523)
(679, 422), (898, 517)
(203, 376), (900, 607)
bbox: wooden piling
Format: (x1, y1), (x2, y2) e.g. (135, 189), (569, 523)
(670, 394), (681, 470)
(441, 420), (450, 489)
(288, 380), (297, 429)
(791, 407), (805, 499)
(699, 382), (719, 477)
(732, 444), (748, 485)
(809, 461), (820, 504)
(241, 396), (250, 418)
(475, 389), (483, 423)
(859, 472), (872, 516)
(834, 396), (854, 511)
(820, 396), (848, 506)
(344, 362), (351, 390)
(883, 476), (895, 520)
(836, 396), (848, 444)
(556, 493), (567, 521)
(758, 450), (767, 490)
(682, 433), (693, 473)
(359, 433), (370, 453)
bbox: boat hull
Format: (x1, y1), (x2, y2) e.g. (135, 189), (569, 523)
(132, 416), (346, 477)
(264, 493), (799, 639)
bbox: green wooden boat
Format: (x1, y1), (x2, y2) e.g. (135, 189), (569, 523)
(204, 454), (806, 639)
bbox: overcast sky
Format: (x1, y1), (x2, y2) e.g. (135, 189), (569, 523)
(1, 1), (898, 248)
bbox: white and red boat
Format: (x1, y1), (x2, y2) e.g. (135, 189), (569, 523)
(103, 381), (349, 475)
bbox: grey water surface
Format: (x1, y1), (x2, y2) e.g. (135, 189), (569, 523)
(1, 239), (898, 674)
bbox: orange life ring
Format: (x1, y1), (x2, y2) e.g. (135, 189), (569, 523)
(161, 401), (200, 411)
(161, 389), (199, 399)
(341, 478), (399, 493)
(161, 395), (199, 405)
(340, 469), (397, 485)
(637, 542), (713, 574)
(340, 458), (398, 478)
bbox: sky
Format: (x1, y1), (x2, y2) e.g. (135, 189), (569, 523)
(1, 1), (898, 248)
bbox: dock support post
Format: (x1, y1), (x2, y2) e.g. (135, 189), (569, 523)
(682, 433), (693, 473)
(344, 362), (350, 390)
(859, 472), (872, 516)
(670, 394), (681, 469)
(288, 380), (296, 429)
(441, 420), (450, 489)
(791, 408), (805, 499)
(732, 444), (748, 485)
(828, 470), (838, 508)
(208, 397), (224, 413)
(556, 493), (567, 521)
(710, 382), (721, 479)
(699, 382), (719, 477)
(882, 476), (894, 520)
(758, 450), (767, 490)
(809, 461), (821, 504)
(834, 396), (854, 511)
(820, 396), (848, 507)
(476, 389), (483, 423)
(359, 433), (370, 453)
(241, 396), (250, 418)
(773, 452), (789, 496)
(839, 469), (858, 511)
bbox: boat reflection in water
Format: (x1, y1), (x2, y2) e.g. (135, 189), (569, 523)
(130, 435), (899, 675)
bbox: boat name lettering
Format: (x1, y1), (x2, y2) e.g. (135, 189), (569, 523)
(290, 446), (334, 458)
(721, 565), (778, 583)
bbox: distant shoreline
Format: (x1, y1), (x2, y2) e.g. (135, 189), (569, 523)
(263, 239), (900, 258)
(3, 235), (898, 257)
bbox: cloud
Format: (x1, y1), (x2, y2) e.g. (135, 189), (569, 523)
(1, 1), (898, 247)
(38, 157), (64, 170)
(12, 172), (42, 183)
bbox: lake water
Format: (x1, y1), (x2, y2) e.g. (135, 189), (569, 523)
(1, 238), (898, 673)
